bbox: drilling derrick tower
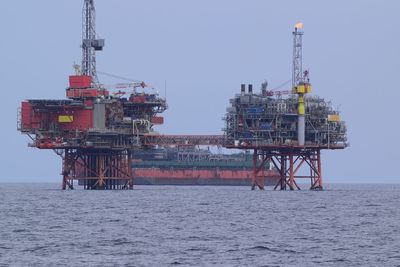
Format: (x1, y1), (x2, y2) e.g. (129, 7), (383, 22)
(224, 23), (347, 190)
(18, 0), (167, 190)
(82, 0), (104, 87)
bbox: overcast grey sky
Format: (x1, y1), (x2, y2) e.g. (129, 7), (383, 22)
(0, 0), (399, 184)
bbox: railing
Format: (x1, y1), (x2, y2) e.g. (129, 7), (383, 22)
(142, 134), (225, 147)
(16, 107), (22, 131)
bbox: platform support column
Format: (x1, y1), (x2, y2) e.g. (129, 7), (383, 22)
(62, 149), (75, 190)
(268, 149), (323, 191)
(128, 151), (133, 189)
(310, 149), (323, 190)
(251, 149), (266, 190)
(273, 154), (287, 190)
(251, 149), (258, 190)
(60, 149), (133, 190)
(288, 154), (294, 190)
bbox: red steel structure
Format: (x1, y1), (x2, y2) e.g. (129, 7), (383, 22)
(19, 76), (167, 190)
(62, 149), (132, 190)
(132, 168), (278, 185)
(18, 0), (169, 190)
(19, 1), (243, 189)
(224, 144), (344, 190)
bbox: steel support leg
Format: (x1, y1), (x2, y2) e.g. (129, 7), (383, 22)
(251, 149), (265, 190)
(62, 149), (74, 190)
(310, 149), (323, 190)
(61, 149), (133, 190)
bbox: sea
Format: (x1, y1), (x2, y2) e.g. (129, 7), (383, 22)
(0, 183), (399, 267)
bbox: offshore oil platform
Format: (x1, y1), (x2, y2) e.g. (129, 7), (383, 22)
(224, 23), (347, 190)
(18, 1), (347, 190)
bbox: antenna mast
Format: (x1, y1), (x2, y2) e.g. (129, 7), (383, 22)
(82, 0), (104, 88)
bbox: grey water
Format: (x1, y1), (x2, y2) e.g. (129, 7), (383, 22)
(0, 184), (399, 267)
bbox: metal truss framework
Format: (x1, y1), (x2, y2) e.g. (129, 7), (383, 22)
(251, 148), (322, 191)
(142, 134), (224, 147)
(61, 148), (133, 190)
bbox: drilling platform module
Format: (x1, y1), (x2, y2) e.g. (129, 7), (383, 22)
(18, 0), (167, 190)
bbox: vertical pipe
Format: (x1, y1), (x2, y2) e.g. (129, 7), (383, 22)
(317, 150), (323, 190)
(310, 159), (314, 188)
(289, 154), (294, 190)
(100, 155), (104, 189)
(261, 154), (265, 190)
(298, 94), (305, 146)
(251, 149), (257, 190)
(298, 116), (305, 146)
(62, 149), (68, 190)
(128, 150), (133, 189)
(280, 155), (286, 190)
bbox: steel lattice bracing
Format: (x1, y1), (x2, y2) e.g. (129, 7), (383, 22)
(250, 148), (323, 190)
(292, 25), (304, 88)
(62, 149), (133, 190)
(142, 134), (224, 147)
(82, 0), (104, 87)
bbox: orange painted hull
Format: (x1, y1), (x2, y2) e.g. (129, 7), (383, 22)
(133, 168), (279, 185)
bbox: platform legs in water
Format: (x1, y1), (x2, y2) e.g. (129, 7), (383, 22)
(251, 149), (323, 191)
(61, 149), (133, 190)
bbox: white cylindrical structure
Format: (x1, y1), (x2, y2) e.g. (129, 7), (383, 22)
(298, 115), (305, 146)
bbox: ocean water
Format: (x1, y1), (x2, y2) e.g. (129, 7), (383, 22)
(0, 184), (399, 267)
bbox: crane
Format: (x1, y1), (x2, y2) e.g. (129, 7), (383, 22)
(260, 80), (291, 97)
(265, 90), (291, 97)
(100, 82), (148, 97)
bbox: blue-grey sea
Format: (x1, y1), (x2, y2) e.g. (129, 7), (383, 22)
(0, 184), (399, 267)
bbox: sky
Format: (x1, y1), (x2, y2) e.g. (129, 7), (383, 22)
(0, 0), (399, 184)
